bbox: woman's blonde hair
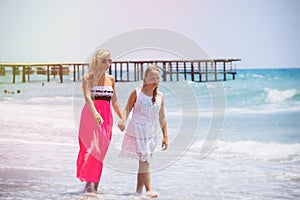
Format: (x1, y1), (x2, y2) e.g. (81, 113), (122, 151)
(143, 65), (160, 104)
(85, 49), (111, 86)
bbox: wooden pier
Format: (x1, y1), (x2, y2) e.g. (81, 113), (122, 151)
(0, 59), (241, 84)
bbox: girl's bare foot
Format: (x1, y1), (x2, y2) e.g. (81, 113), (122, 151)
(146, 191), (158, 198)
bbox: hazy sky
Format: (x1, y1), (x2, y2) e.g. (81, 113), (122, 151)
(0, 0), (299, 68)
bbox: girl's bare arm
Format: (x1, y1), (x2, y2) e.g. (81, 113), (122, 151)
(159, 95), (168, 150)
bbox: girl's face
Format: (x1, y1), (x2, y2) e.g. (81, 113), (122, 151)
(145, 70), (160, 87)
(98, 56), (112, 71)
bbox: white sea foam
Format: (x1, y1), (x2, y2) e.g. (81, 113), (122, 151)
(190, 140), (300, 162)
(264, 88), (298, 103)
(0, 138), (76, 147)
(225, 103), (300, 114)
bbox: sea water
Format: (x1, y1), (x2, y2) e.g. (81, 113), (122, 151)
(0, 68), (299, 199)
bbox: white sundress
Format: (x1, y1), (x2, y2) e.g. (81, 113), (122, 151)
(120, 87), (163, 162)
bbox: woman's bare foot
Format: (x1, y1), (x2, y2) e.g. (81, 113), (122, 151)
(94, 182), (99, 192)
(85, 182), (95, 193)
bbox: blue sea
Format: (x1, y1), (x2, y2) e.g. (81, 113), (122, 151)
(0, 68), (299, 199)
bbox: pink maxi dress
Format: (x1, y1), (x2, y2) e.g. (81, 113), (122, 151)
(76, 86), (114, 183)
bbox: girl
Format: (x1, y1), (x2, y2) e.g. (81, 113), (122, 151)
(118, 65), (168, 198)
(76, 49), (124, 193)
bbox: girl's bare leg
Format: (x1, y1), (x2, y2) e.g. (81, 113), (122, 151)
(138, 161), (158, 198)
(136, 161), (146, 193)
(136, 172), (144, 193)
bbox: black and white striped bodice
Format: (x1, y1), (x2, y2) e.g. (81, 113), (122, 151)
(91, 86), (114, 102)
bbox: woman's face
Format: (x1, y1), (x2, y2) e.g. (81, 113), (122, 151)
(98, 55), (112, 71)
(145, 70), (160, 87)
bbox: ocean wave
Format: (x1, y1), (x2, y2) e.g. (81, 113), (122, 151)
(225, 104), (300, 114)
(0, 138), (76, 147)
(222, 87), (300, 114)
(264, 88), (298, 103)
(0, 166), (55, 172)
(189, 140), (300, 163)
(9, 96), (75, 105)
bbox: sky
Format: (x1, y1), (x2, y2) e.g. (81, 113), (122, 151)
(0, 0), (299, 68)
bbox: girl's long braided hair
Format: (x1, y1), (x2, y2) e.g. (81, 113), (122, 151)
(143, 65), (160, 105)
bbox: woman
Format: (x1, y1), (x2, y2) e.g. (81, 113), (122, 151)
(76, 49), (124, 193)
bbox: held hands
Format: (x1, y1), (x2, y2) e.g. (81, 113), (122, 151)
(162, 136), (168, 151)
(93, 112), (104, 125)
(118, 120), (126, 131)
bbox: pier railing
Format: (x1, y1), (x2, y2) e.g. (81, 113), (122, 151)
(0, 59), (241, 84)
